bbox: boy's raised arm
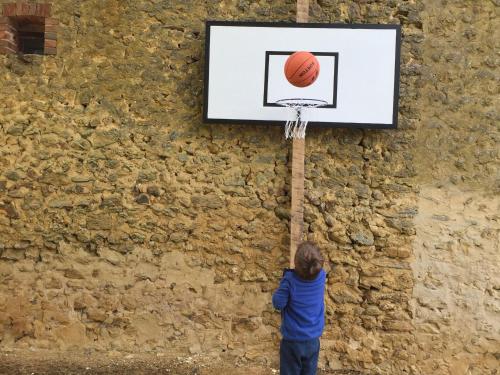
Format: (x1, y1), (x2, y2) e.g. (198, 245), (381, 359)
(272, 276), (290, 310)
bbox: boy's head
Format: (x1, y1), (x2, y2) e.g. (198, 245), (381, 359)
(294, 242), (324, 280)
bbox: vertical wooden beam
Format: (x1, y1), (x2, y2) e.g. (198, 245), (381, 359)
(296, 0), (309, 23)
(290, 0), (309, 268)
(290, 138), (305, 268)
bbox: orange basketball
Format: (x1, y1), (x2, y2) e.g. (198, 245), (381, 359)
(284, 51), (320, 88)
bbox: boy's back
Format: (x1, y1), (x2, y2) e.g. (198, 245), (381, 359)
(272, 268), (326, 340)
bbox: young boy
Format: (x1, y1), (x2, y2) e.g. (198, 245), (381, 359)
(272, 241), (326, 375)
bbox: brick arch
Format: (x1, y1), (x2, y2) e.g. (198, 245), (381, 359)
(0, 2), (57, 55)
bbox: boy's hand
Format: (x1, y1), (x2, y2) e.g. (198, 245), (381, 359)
(282, 268), (293, 276)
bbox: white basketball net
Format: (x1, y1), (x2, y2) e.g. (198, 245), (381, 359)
(276, 98), (328, 139)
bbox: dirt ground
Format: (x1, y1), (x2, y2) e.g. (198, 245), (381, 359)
(0, 350), (365, 375)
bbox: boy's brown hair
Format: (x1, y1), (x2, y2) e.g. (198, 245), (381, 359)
(294, 241), (324, 280)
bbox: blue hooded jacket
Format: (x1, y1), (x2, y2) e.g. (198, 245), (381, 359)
(272, 269), (326, 341)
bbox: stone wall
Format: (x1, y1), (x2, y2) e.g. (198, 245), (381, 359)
(413, 187), (499, 375)
(411, 1), (499, 374)
(0, 1), (498, 374)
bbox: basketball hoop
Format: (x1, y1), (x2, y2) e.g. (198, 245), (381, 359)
(276, 98), (328, 139)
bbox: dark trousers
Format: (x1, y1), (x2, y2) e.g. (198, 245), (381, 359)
(280, 338), (320, 375)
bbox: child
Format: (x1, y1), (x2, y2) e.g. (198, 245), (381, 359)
(272, 241), (326, 375)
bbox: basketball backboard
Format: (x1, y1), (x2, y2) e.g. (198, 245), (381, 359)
(203, 21), (401, 129)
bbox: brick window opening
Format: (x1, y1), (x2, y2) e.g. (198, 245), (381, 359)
(0, 3), (57, 55)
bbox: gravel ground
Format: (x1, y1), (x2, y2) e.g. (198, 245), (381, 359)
(0, 350), (366, 375)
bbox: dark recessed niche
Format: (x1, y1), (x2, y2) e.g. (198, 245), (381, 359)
(19, 31), (45, 54)
(14, 16), (45, 54)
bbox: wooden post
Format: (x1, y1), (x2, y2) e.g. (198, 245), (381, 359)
(290, 0), (309, 268)
(296, 0), (309, 23)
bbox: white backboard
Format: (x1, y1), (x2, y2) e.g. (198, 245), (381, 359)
(203, 22), (401, 128)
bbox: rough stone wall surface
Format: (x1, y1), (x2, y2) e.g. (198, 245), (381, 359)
(413, 187), (499, 375)
(0, 1), (497, 375)
(412, 1), (500, 374)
